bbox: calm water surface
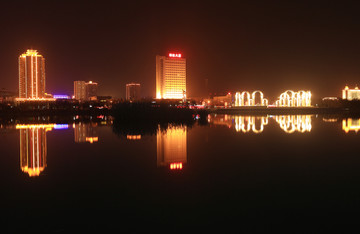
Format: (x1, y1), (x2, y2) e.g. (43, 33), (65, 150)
(1, 114), (360, 231)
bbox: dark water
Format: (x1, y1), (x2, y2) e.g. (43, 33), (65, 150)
(1, 114), (360, 231)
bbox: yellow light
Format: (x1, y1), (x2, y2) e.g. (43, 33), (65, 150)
(85, 137), (98, 143)
(275, 90), (312, 107)
(170, 162), (183, 170)
(342, 118), (360, 133)
(274, 115), (312, 133)
(126, 135), (141, 140)
(235, 91), (268, 107)
(16, 124), (55, 129)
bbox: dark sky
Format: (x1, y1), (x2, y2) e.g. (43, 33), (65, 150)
(1, 0), (360, 100)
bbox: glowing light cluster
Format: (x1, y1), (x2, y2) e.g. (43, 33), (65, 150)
(168, 53), (182, 58)
(275, 90), (311, 107)
(342, 118), (360, 133)
(170, 162), (183, 170)
(274, 115), (312, 133)
(342, 86), (360, 100)
(235, 91), (269, 106)
(234, 116), (268, 133)
(85, 137), (98, 143)
(127, 135), (141, 140)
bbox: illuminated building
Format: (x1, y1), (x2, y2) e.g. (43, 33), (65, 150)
(126, 83), (141, 101)
(275, 90), (311, 107)
(157, 125), (187, 170)
(342, 118), (360, 133)
(74, 81), (86, 100)
(274, 115), (312, 133)
(212, 93), (233, 107)
(73, 122), (98, 143)
(19, 49), (46, 99)
(86, 81), (98, 100)
(156, 53), (186, 99)
(235, 91), (268, 107)
(16, 124), (54, 177)
(342, 86), (360, 100)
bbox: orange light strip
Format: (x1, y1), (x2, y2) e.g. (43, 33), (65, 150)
(170, 162), (183, 170)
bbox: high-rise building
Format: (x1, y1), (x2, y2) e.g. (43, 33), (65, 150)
(74, 81), (86, 100)
(156, 53), (186, 99)
(85, 81), (98, 100)
(126, 83), (141, 101)
(19, 49), (46, 99)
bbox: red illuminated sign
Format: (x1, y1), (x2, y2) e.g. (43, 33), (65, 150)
(169, 53), (182, 58)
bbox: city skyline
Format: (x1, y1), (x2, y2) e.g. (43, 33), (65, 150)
(1, 1), (360, 100)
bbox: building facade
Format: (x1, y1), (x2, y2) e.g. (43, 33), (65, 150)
(85, 81), (98, 100)
(156, 53), (186, 99)
(342, 85), (360, 100)
(74, 81), (86, 100)
(19, 49), (46, 99)
(73, 81), (98, 101)
(126, 83), (141, 101)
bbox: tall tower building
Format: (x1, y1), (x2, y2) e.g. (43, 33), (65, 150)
(74, 81), (86, 100)
(126, 83), (141, 101)
(156, 53), (186, 99)
(85, 81), (98, 100)
(19, 49), (46, 99)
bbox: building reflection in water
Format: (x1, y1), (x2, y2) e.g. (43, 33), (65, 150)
(16, 124), (60, 177)
(342, 118), (360, 133)
(73, 122), (98, 143)
(274, 115), (312, 133)
(157, 125), (187, 170)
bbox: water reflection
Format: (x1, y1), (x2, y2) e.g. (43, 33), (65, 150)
(73, 122), (99, 143)
(342, 118), (360, 133)
(274, 115), (312, 133)
(234, 116), (268, 133)
(157, 125), (187, 170)
(16, 124), (53, 177)
(209, 114), (312, 133)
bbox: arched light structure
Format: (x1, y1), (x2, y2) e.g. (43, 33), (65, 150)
(234, 116), (268, 133)
(235, 91), (268, 107)
(274, 115), (312, 133)
(275, 90), (311, 107)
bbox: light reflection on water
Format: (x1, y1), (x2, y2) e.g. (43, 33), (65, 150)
(208, 114), (312, 133)
(4, 114), (360, 177)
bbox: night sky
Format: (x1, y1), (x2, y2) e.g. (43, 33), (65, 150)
(1, 1), (360, 101)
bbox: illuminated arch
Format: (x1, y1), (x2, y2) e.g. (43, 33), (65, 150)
(276, 90), (312, 107)
(241, 91), (251, 106)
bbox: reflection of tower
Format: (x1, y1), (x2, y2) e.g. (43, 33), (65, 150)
(157, 125), (187, 170)
(18, 125), (51, 177)
(73, 123), (98, 143)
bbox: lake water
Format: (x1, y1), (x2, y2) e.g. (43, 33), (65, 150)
(1, 114), (360, 231)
